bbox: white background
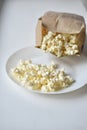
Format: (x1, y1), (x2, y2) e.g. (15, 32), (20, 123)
(82, 0), (87, 9)
(0, 0), (87, 130)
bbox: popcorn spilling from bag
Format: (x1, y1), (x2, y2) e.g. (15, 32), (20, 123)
(41, 31), (79, 57)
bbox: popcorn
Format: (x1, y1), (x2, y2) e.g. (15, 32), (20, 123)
(11, 60), (74, 92)
(41, 31), (79, 57)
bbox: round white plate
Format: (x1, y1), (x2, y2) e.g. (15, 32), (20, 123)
(6, 46), (87, 94)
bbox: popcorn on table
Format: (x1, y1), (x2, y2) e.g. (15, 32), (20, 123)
(11, 60), (74, 92)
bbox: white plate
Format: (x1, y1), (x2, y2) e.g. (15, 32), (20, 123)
(6, 46), (87, 94)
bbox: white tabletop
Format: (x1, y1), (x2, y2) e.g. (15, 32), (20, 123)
(0, 0), (87, 130)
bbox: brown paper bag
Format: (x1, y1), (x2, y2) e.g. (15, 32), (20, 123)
(36, 11), (86, 55)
